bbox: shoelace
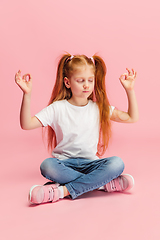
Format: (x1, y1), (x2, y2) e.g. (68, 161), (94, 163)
(110, 179), (117, 190)
(48, 187), (54, 201)
(108, 177), (123, 191)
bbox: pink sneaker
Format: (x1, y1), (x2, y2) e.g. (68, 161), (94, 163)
(104, 174), (134, 192)
(29, 183), (60, 204)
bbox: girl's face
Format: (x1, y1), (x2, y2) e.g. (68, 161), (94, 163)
(64, 65), (95, 106)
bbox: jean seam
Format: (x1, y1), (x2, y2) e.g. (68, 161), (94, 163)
(66, 170), (124, 199)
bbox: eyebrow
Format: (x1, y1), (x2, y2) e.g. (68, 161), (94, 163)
(75, 76), (95, 79)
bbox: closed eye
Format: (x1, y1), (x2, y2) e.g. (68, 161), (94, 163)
(77, 79), (84, 82)
(88, 79), (94, 82)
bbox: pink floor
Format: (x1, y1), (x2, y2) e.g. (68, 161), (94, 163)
(1, 133), (159, 240)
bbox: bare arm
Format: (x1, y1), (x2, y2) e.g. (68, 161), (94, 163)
(15, 70), (42, 130)
(110, 68), (139, 123)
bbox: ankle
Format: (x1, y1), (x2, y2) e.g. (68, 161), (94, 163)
(63, 186), (70, 197)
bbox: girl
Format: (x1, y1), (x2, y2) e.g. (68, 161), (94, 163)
(15, 54), (138, 205)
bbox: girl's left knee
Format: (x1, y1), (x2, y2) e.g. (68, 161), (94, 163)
(111, 156), (125, 172)
(40, 158), (56, 178)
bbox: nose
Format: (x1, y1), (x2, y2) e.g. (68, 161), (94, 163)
(83, 81), (89, 89)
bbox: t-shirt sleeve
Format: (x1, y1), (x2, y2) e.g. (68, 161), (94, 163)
(35, 104), (55, 127)
(109, 106), (115, 117)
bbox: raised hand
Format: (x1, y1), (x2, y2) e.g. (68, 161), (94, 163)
(15, 70), (32, 94)
(119, 68), (137, 91)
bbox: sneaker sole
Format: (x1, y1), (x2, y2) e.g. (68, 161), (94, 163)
(122, 174), (135, 191)
(28, 185), (41, 204)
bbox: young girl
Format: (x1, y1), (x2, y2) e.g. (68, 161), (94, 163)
(15, 54), (138, 205)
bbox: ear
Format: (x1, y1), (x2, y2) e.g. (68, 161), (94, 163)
(64, 77), (71, 89)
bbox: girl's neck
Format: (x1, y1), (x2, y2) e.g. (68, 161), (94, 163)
(67, 97), (89, 107)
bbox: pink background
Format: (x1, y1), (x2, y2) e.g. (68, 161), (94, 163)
(0, 0), (160, 239)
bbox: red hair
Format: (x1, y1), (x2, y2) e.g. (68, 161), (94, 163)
(45, 54), (111, 157)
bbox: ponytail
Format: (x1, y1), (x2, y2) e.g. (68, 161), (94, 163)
(93, 55), (112, 156)
(48, 54), (72, 104)
(46, 53), (72, 151)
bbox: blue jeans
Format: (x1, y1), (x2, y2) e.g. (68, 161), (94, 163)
(40, 156), (124, 199)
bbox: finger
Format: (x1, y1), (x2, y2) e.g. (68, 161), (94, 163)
(119, 74), (124, 80)
(126, 68), (131, 72)
(119, 75), (125, 82)
(121, 73), (129, 80)
(22, 73), (32, 78)
(22, 74), (32, 83)
(27, 74), (32, 81)
(15, 72), (19, 77)
(15, 71), (21, 81)
(126, 68), (132, 75)
(27, 74), (32, 80)
(131, 68), (136, 75)
(17, 70), (21, 76)
(134, 71), (137, 79)
(15, 77), (21, 83)
(131, 69), (137, 78)
(22, 75), (26, 81)
(15, 74), (20, 82)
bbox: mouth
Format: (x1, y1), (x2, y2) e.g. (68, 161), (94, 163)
(83, 91), (89, 93)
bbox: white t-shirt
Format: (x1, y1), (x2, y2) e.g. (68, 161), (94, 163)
(35, 100), (114, 160)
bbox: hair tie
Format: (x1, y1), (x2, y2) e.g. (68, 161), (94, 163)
(66, 55), (74, 63)
(70, 55), (74, 60)
(90, 57), (95, 65)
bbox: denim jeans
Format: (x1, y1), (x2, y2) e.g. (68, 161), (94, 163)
(40, 156), (124, 199)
